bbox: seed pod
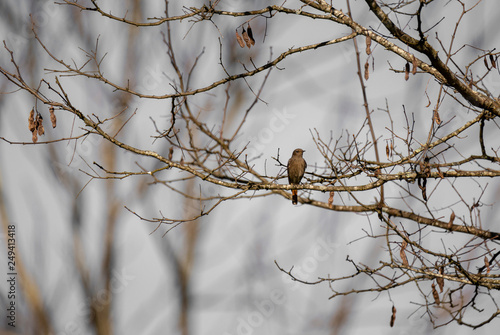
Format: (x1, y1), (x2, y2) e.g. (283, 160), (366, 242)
(28, 108), (36, 132)
(364, 61), (369, 80)
(386, 143), (390, 159)
(484, 256), (491, 274)
(436, 166), (444, 179)
(390, 306), (396, 327)
(404, 62), (410, 81)
(328, 191), (334, 207)
(436, 266), (444, 292)
(448, 211), (455, 229)
(431, 283), (440, 305)
(365, 35), (371, 55)
(490, 54), (497, 69)
(400, 247), (409, 267)
(38, 122), (45, 136)
(433, 109), (441, 125)
(36, 114), (45, 136)
(418, 177), (427, 201)
(32, 129), (38, 143)
(425, 97), (431, 108)
(242, 28), (251, 48)
(484, 57), (490, 70)
(247, 24), (255, 46)
(411, 55), (418, 75)
(423, 157), (431, 177)
(49, 106), (57, 128)
(235, 31), (245, 48)
(168, 146), (174, 161)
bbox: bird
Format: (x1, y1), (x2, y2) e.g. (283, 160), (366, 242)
(287, 148), (307, 205)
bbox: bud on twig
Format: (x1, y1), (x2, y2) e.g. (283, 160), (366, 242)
(467, 78), (473, 88)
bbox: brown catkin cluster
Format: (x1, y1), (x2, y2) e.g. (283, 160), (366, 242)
(28, 106), (57, 143)
(235, 24), (255, 49)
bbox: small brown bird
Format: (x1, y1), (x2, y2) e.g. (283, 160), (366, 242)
(287, 148), (307, 205)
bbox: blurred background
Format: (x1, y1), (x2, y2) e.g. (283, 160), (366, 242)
(1, 1), (499, 334)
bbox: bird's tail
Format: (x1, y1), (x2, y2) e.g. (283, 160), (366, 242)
(292, 190), (298, 205)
